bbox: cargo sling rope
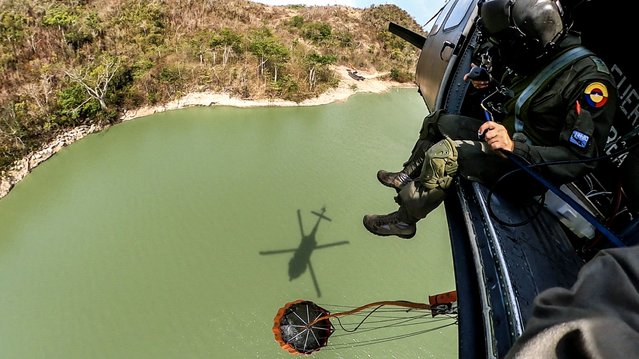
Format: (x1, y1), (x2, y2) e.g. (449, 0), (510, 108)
(306, 300), (432, 329)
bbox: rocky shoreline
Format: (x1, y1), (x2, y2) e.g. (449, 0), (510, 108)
(0, 66), (416, 200)
(0, 123), (107, 198)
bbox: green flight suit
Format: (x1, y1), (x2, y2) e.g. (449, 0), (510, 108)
(396, 36), (617, 223)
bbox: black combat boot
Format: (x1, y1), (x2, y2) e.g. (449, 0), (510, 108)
(362, 211), (416, 239)
(376, 170), (411, 191)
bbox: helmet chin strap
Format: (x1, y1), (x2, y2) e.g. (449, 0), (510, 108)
(536, 24), (568, 61)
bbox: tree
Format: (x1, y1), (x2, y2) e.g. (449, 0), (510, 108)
(306, 53), (336, 90)
(55, 83), (94, 124)
(248, 27), (289, 82)
(114, 1), (167, 52)
(290, 15), (304, 28)
(41, 4), (78, 48)
(210, 28), (243, 67)
(190, 30), (212, 64)
(302, 22), (332, 43)
(249, 27), (272, 77)
(268, 41), (288, 83)
(0, 11), (25, 56)
(64, 58), (120, 110)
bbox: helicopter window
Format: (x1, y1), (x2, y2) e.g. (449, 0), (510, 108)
(443, 0), (474, 32)
(429, 0), (456, 35)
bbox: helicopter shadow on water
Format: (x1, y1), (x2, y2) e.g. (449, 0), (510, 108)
(259, 207), (350, 297)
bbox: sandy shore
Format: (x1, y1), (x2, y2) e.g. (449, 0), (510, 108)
(120, 65), (413, 120)
(0, 65), (415, 199)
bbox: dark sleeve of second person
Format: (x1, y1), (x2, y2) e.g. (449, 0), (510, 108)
(510, 57), (617, 185)
(504, 245), (639, 359)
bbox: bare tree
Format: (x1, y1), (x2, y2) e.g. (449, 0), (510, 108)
(64, 58), (120, 110)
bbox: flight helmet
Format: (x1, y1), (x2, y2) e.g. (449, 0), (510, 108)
(479, 0), (566, 69)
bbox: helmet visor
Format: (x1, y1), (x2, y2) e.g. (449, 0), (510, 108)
(488, 26), (543, 71)
(487, 26), (528, 48)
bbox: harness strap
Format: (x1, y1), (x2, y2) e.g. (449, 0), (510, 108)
(514, 46), (594, 132)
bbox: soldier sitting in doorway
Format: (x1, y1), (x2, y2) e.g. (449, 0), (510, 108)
(362, 0), (617, 239)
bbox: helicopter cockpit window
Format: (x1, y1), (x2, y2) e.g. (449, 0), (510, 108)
(443, 0), (474, 31)
(429, 0), (456, 35)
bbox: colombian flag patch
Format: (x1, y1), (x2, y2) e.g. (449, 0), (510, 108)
(583, 82), (608, 108)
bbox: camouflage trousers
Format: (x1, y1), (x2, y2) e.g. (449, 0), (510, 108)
(396, 110), (533, 223)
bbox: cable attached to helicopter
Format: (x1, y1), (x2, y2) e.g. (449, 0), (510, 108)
(485, 139), (639, 248)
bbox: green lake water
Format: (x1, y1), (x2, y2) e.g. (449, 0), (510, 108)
(0, 88), (457, 358)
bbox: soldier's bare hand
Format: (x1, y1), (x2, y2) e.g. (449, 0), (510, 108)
(478, 122), (514, 154)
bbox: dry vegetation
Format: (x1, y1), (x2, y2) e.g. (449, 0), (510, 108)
(0, 0), (425, 171)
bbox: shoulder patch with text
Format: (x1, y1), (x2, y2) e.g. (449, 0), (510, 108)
(583, 82), (609, 109)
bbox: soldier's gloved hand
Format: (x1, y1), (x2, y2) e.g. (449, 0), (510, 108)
(464, 63), (491, 89)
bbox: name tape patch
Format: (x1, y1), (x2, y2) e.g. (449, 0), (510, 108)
(570, 130), (590, 149)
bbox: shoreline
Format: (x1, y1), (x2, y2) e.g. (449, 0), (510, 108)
(120, 66), (415, 120)
(0, 66), (416, 199)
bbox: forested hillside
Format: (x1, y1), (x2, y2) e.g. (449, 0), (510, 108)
(0, 0), (425, 171)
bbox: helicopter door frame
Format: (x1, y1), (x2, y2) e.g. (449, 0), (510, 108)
(415, 0), (478, 112)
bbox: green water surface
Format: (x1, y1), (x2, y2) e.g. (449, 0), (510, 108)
(0, 89), (457, 358)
